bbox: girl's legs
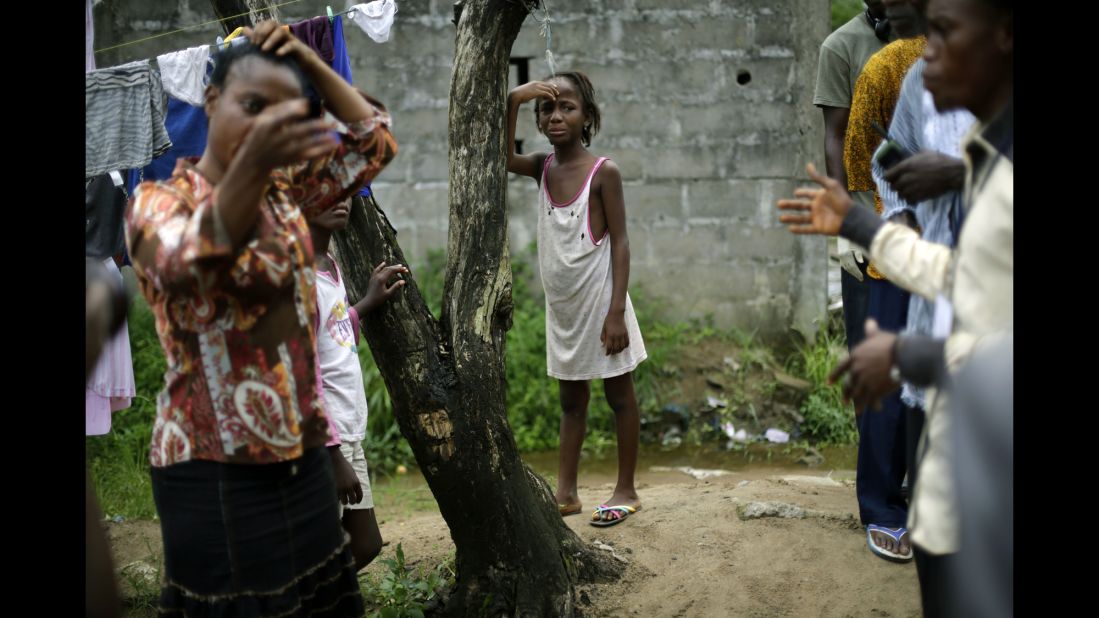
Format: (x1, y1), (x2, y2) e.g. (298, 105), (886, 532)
(342, 508), (382, 571)
(555, 379), (590, 512)
(597, 372), (641, 522)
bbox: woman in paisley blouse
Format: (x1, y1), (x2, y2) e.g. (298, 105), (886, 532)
(125, 21), (396, 616)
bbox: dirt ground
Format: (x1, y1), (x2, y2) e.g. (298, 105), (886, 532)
(107, 465), (921, 617)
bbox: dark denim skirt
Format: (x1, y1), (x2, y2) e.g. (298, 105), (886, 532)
(151, 447), (364, 617)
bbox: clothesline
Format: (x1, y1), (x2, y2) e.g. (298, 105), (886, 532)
(93, 0), (307, 55)
(93, 1), (376, 58)
(87, 3), (385, 198)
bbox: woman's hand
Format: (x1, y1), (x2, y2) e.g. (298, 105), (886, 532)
(245, 21), (322, 71)
(234, 99), (338, 172)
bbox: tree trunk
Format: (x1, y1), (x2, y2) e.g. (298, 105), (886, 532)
(212, 0), (617, 614)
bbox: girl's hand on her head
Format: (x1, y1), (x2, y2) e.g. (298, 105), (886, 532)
(510, 81), (559, 105)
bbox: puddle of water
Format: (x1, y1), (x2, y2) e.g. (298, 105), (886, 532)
(374, 443), (857, 499)
(522, 443), (857, 485)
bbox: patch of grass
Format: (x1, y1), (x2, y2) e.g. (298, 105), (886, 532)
(86, 294), (161, 520)
(785, 321), (858, 445)
(116, 538), (163, 616)
(360, 544), (455, 617)
(373, 480), (441, 519)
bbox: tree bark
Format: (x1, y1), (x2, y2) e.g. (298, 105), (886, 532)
(212, 0), (618, 614)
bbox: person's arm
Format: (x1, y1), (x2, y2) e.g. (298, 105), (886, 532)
(129, 97), (337, 294)
(826, 323), (948, 413)
(872, 149), (918, 225)
(320, 359), (363, 507)
(894, 335), (947, 387)
(247, 22), (397, 219)
(883, 151), (967, 205)
(821, 106), (850, 189)
(216, 109), (330, 247)
(597, 161), (631, 355)
(813, 42), (853, 188)
(843, 206), (952, 300)
(777, 163), (954, 302)
(329, 445), (363, 506)
(506, 81), (557, 180)
(126, 181), (238, 294)
(250, 21), (374, 126)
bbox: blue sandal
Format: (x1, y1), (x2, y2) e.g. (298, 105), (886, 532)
(866, 525), (914, 562)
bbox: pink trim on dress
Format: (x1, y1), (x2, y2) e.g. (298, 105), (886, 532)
(543, 154), (609, 208)
(584, 158), (610, 246)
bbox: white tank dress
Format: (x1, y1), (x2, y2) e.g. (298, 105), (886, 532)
(537, 154), (647, 381)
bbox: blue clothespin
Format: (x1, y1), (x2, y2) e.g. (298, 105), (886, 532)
(327, 6), (335, 23)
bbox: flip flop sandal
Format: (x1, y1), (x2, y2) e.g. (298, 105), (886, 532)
(590, 504), (641, 527)
(866, 525), (914, 562)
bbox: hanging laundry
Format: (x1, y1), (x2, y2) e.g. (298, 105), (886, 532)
(86, 174), (128, 259)
(290, 16), (335, 63)
(86, 257), (136, 436)
(127, 96), (209, 194)
(349, 0), (397, 43)
(86, 60), (172, 178)
(157, 45), (211, 107)
(86, 0), (96, 71)
(331, 15), (371, 197)
(332, 15), (354, 84)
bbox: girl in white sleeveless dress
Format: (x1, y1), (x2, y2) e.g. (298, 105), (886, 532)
(506, 71), (645, 527)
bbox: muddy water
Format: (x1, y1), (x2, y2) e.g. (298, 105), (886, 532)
(376, 443), (858, 494)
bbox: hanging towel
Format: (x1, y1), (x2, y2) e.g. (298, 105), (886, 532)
(86, 174), (128, 259)
(290, 16), (335, 63)
(349, 1), (397, 43)
(127, 95), (209, 194)
(157, 45), (211, 107)
(86, 60), (172, 178)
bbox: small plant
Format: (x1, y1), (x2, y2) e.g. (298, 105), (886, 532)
(785, 322), (857, 445)
(361, 544), (455, 617)
(117, 540), (163, 615)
